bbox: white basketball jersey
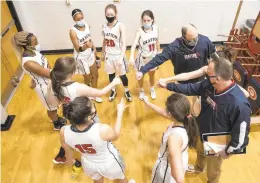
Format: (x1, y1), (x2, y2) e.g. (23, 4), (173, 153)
(158, 125), (189, 170)
(22, 51), (49, 85)
(103, 21), (122, 55)
(138, 25), (158, 58)
(71, 24), (93, 59)
(61, 82), (79, 103)
(64, 123), (115, 162)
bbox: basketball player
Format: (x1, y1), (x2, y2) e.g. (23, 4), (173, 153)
(12, 31), (66, 130)
(158, 57), (251, 183)
(142, 94), (199, 183)
(102, 4), (132, 102)
(136, 24), (216, 115)
(61, 97), (135, 183)
(70, 9), (102, 103)
(129, 10), (160, 100)
(46, 56), (121, 164)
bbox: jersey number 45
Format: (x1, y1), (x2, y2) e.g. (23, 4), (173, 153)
(75, 144), (97, 154)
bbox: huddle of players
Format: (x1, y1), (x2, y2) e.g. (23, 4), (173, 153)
(12, 3), (251, 183)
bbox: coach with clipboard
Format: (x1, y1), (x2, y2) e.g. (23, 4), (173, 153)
(158, 57), (251, 183)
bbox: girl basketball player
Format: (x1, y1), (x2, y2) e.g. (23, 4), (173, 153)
(61, 97), (135, 183)
(70, 9), (103, 103)
(129, 10), (160, 100)
(47, 56), (121, 164)
(142, 94), (199, 183)
(102, 4), (132, 102)
(12, 31), (66, 130)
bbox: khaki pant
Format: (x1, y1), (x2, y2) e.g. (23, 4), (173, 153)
(195, 138), (223, 183)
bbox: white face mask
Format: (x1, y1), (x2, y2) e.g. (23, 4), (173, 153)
(143, 23), (152, 29)
(76, 19), (85, 27)
(35, 44), (41, 52)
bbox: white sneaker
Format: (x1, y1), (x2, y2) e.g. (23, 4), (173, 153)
(128, 179), (136, 183)
(95, 97), (103, 103)
(150, 88), (156, 99)
(139, 90), (145, 100)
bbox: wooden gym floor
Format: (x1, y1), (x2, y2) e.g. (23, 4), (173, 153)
(1, 52), (260, 183)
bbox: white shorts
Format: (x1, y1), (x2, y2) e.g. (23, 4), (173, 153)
(104, 53), (128, 75)
(81, 142), (125, 180)
(74, 53), (95, 75)
(34, 83), (58, 111)
(136, 53), (157, 72)
(151, 160), (175, 183)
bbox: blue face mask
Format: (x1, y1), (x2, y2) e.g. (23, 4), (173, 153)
(143, 23), (152, 29)
(76, 19), (85, 27)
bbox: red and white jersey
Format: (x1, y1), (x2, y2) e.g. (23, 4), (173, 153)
(158, 125), (189, 170)
(64, 123), (116, 162)
(138, 25), (158, 58)
(22, 51), (49, 85)
(103, 21), (122, 55)
(71, 23), (93, 59)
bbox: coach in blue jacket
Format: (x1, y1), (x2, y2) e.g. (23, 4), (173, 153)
(136, 24), (216, 84)
(158, 57), (251, 183)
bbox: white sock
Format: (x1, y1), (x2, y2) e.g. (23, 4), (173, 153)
(151, 86), (155, 91)
(124, 88), (129, 92)
(112, 87), (116, 92)
(140, 88), (144, 92)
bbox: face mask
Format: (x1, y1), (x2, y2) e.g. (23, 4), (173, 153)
(183, 36), (198, 47)
(106, 16), (115, 23)
(143, 23), (152, 29)
(34, 44), (41, 52)
(76, 19), (85, 27)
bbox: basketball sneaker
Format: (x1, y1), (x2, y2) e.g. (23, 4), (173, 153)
(109, 90), (117, 102)
(125, 91), (132, 102)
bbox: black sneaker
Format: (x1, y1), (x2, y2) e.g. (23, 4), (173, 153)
(109, 90), (117, 102)
(125, 91), (132, 102)
(53, 117), (67, 131)
(58, 117), (67, 125)
(96, 56), (101, 62)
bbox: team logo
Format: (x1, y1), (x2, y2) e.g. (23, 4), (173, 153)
(233, 70), (241, 82)
(247, 86), (257, 100)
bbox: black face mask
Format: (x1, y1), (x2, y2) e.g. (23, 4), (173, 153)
(106, 16), (115, 23)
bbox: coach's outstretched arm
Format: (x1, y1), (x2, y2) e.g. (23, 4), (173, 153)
(136, 45), (172, 80)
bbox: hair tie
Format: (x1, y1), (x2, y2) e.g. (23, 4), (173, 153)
(186, 114), (192, 119)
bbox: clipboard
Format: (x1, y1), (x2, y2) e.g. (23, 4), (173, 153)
(202, 132), (246, 156)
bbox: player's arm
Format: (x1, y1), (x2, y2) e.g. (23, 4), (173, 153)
(142, 97), (170, 119)
(100, 99), (126, 141)
(101, 28), (106, 61)
(77, 77), (121, 97)
(161, 66), (207, 83)
(156, 27), (160, 52)
(70, 29), (80, 52)
(237, 85), (249, 98)
(23, 61), (50, 78)
(129, 29), (141, 64)
(140, 43), (173, 75)
(118, 23), (126, 63)
(168, 134), (185, 183)
(46, 81), (60, 106)
(226, 104), (251, 154)
(60, 127), (74, 167)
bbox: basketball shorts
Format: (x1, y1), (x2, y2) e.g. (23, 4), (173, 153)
(104, 53), (128, 75)
(34, 83), (58, 111)
(74, 52), (95, 75)
(81, 142), (125, 180)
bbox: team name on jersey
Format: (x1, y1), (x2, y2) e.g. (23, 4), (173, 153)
(143, 37), (157, 45)
(104, 32), (118, 39)
(80, 34), (91, 43)
(184, 53), (200, 60)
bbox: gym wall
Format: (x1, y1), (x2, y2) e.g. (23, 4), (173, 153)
(13, 0), (260, 50)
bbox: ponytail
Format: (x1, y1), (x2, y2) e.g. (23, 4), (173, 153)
(50, 70), (64, 101)
(183, 115), (199, 149)
(11, 35), (24, 60)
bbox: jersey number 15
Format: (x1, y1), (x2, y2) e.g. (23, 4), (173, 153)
(75, 144), (97, 154)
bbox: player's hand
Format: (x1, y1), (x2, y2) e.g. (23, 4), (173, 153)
(112, 76), (122, 86)
(136, 72), (143, 80)
(117, 98), (129, 113)
(30, 79), (36, 89)
(158, 78), (168, 84)
(215, 150), (230, 159)
(157, 80), (167, 88)
(83, 41), (93, 49)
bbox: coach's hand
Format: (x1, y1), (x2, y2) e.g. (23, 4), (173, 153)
(157, 80), (167, 88)
(215, 150), (230, 159)
(136, 72), (143, 80)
